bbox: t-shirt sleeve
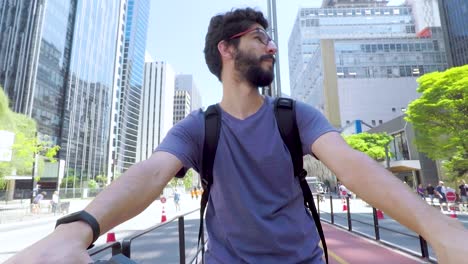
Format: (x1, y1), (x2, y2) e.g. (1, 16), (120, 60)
(155, 110), (203, 174)
(295, 101), (339, 156)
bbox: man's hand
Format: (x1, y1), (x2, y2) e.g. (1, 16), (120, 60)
(430, 218), (468, 264)
(4, 222), (93, 264)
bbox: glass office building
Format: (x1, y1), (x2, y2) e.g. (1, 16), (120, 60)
(33, 0), (76, 145)
(60, 1), (120, 182)
(438, 0), (468, 67)
(114, 0), (150, 175)
(0, 0), (46, 115)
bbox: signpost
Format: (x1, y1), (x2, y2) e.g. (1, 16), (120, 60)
(446, 191), (456, 202)
(446, 191), (457, 218)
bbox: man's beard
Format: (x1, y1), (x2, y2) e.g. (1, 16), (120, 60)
(234, 50), (275, 88)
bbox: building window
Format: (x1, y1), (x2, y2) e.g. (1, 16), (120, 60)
(392, 107), (396, 112)
(379, 120), (383, 124)
(371, 120), (376, 126)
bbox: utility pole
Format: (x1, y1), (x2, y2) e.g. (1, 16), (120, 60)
(266, 0), (281, 97)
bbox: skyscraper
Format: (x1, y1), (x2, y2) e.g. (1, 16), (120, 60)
(136, 61), (175, 162)
(113, 0), (150, 176)
(173, 90), (191, 125)
(288, 0), (448, 128)
(1, 0), (122, 190)
(60, 1), (121, 185)
(175, 74), (202, 111)
(438, 0), (468, 67)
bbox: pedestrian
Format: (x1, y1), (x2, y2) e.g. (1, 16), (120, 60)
(435, 181), (447, 212)
(417, 184), (425, 200)
(426, 183), (435, 205)
(173, 189), (181, 212)
(458, 180), (467, 213)
(6, 7), (467, 264)
(32, 191), (46, 214)
(51, 191), (60, 215)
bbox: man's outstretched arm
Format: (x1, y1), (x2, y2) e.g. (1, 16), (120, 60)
(312, 131), (467, 264)
(5, 151), (182, 264)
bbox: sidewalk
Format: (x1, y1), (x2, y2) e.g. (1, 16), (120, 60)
(323, 223), (429, 264)
(0, 199), (92, 231)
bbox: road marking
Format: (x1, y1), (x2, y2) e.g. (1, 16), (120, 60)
(320, 244), (349, 264)
(328, 249), (349, 264)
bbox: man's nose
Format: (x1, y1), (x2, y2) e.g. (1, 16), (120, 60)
(266, 40), (277, 54)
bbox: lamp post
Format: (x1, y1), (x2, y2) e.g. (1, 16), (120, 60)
(266, 0), (281, 97)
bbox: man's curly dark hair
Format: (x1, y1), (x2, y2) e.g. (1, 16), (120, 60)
(204, 8), (269, 81)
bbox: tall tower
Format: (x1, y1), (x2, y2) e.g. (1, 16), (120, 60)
(136, 61), (175, 162)
(114, 0), (150, 176)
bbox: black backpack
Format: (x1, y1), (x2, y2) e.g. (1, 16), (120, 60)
(197, 97), (328, 264)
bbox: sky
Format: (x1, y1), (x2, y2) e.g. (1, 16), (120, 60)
(145, 0), (405, 107)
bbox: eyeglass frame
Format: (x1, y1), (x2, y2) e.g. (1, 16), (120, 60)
(228, 27), (276, 47)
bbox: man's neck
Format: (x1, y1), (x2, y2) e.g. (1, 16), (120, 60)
(219, 78), (264, 120)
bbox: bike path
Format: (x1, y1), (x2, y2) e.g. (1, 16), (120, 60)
(323, 222), (429, 264)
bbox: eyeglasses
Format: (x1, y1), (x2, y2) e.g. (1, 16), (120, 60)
(229, 27), (276, 47)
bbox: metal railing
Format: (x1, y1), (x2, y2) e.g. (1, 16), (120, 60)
(317, 194), (436, 263)
(89, 208), (203, 264)
(88, 194), (456, 263)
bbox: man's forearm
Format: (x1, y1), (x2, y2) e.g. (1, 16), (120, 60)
(337, 150), (447, 241)
(83, 153), (176, 236)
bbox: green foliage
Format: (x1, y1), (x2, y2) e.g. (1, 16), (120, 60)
(0, 87), (60, 186)
(0, 87), (13, 125)
(95, 175), (108, 187)
(60, 175), (78, 188)
(405, 65), (468, 178)
(168, 169), (194, 190)
(343, 132), (393, 161)
(88, 179), (98, 189)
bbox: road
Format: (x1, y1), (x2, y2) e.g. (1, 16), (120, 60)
(0, 194), (200, 263)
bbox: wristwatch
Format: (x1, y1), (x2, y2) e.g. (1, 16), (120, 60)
(55, 210), (101, 249)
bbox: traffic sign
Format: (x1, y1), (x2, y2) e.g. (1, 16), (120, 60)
(446, 191), (456, 202)
(160, 197), (167, 203)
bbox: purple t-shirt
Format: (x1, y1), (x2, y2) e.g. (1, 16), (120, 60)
(156, 96), (337, 263)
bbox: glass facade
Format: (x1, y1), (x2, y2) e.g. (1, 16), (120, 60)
(115, 0), (150, 175)
(439, 0), (468, 67)
(61, 1), (120, 183)
(0, 0), (46, 115)
(33, 0), (76, 145)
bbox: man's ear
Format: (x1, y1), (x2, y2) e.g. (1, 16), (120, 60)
(218, 40), (235, 60)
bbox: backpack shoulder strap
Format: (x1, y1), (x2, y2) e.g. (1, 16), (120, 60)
(274, 97), (329, 264)
(197, 103), (221, 262)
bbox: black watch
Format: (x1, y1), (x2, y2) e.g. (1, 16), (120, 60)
(55, 210), (101, 249)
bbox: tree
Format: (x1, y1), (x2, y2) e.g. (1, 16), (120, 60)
(0, 87), (60, 188)
(405, 65), (468, 178)
(343, 132), (393, 161)
(95, 175), (108, 187)
(167, 169), (194, 191)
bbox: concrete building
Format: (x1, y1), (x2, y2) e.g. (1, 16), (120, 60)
(368, 115), (440, 188)
(173, 90), (191, 125)
(288, 0), (448, 129)
(136, 61), (175, 162)
(175, 74), (202, 111)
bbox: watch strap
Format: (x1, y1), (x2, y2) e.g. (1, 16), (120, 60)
(55, 210), (100, 249)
